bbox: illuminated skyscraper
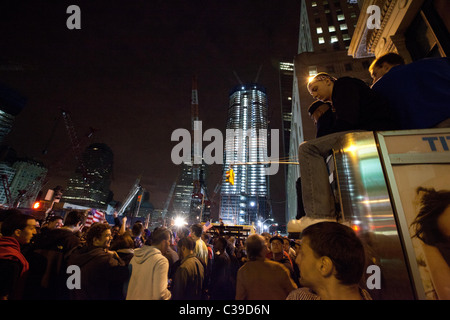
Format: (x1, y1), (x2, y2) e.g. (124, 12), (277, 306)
(220, 83), (270, 225)
(63, 143), (113, 208)
(0, 83), (26, 144)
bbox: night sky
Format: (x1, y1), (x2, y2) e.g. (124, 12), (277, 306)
(0, 0), (301, 224)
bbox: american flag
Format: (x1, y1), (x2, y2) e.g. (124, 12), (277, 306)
(84, 209), (105, 227)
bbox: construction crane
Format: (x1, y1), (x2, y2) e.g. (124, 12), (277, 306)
(117, 178), (142, 216)
(40, 108), (96, 200)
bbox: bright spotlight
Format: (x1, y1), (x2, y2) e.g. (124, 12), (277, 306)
(174, 216), (187, 228)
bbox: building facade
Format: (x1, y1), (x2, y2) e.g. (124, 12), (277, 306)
(8, 159), (47, 208)
(349, 0), (449, 61)
(220, 83), (271, 225)
(62, 143), (113, 209)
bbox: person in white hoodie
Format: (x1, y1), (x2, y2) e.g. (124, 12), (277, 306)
(126, 227), (171, 300)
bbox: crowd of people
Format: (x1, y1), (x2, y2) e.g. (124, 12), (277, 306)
(1, 53), (449, 301)
(0, 208), (371, 300)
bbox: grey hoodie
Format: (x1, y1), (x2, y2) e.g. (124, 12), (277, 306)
(126, 245), (171, 300)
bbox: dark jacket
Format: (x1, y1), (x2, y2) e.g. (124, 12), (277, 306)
(24, 228), (81, 299)
(209, 251), (235, 300)
(171, 254), (205, 300)
(67, 245), (129, 300)
(0, 237), (29, 299)
(316, 108), (336, 138)
(331, 77), (397, 133)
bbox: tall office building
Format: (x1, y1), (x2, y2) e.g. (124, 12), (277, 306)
(8, 159), (47, 208)
(220, 83), (270, 226)
(172, 162), (194, 216)
(286, 0), (374, 222)
(0, 83), (26, 144)
(279, 61), (295, 217)
(172, 160), (210, 223)
(63, 143), (113, 208)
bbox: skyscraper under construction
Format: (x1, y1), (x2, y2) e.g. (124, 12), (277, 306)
(171, 77), (210, 224)
(220, 83), (271, 226)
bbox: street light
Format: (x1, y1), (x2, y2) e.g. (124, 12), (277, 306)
(258, 218), (273, 233)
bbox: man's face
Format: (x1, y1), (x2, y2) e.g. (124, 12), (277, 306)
(308, 79), (333, 102)
(271, 239), (283, 254)
(160, 238), (170, 255)
(48, 219), (63, 229)
(94, 229), (113, 249)
(16, 219), (37, 245)
(298, 237), (322, 289)
(283, 239), (290, 252)
(370, 62), (392, 84)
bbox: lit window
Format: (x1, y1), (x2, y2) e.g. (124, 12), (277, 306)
(331, 36), (338, 43)
(316, 27), (323, 34)
(340, 23), (348, 30)
(337, 14), (345, 21)
(343, 34), (351, 41)
(312, 1), (317, 6)
(318, 37), (325, 44)
(328, 25), (336, 32)
(308, 66), (318, 76)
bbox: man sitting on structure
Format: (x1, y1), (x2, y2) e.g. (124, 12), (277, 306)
(297, 73), (397, 225)
(370, 52), (450, 129)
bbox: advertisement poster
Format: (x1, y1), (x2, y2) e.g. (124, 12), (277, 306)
(391, 164), (450, 299)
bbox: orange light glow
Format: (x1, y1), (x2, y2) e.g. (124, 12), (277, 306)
(33, 202), (40, 209)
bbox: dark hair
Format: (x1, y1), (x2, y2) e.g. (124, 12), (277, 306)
(308, 100), (331, 116)
(48, 215), (63, 223)
(64, 210), (86, 227)
(245, 234), (266, 260)
(132, 222), (144, 237)
(178, 236), (195, 251)
(0, 209), (22, 223)
(214, 237), (228, 250)
(1, 213), (35, 236)
(151, 227), (170, 245)
(85, 223), (111, 246)
(110, 233), (134, 251)
(302, 222), (365, 285)
(411, 187), (450, 245)
(370, 52), (405, 71)
(191, 223), (203, 237)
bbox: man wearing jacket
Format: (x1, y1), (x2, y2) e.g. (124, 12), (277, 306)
(67, 222), (129, 300)
(236, 234), (297, 300)
(0, 212), (37, 300)
(126, 227), (172, 300)
(171, 236), (205, 300)
(298, 73), (396, 222)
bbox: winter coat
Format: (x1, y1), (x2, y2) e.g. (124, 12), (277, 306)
(67, 245), (128, 300)
(171, 254), (204, 300)
(126, 245), (171, 300)
(235, 258), (297, 300)
(23, 228), (81, 300)
(0, 236), (29, 299)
